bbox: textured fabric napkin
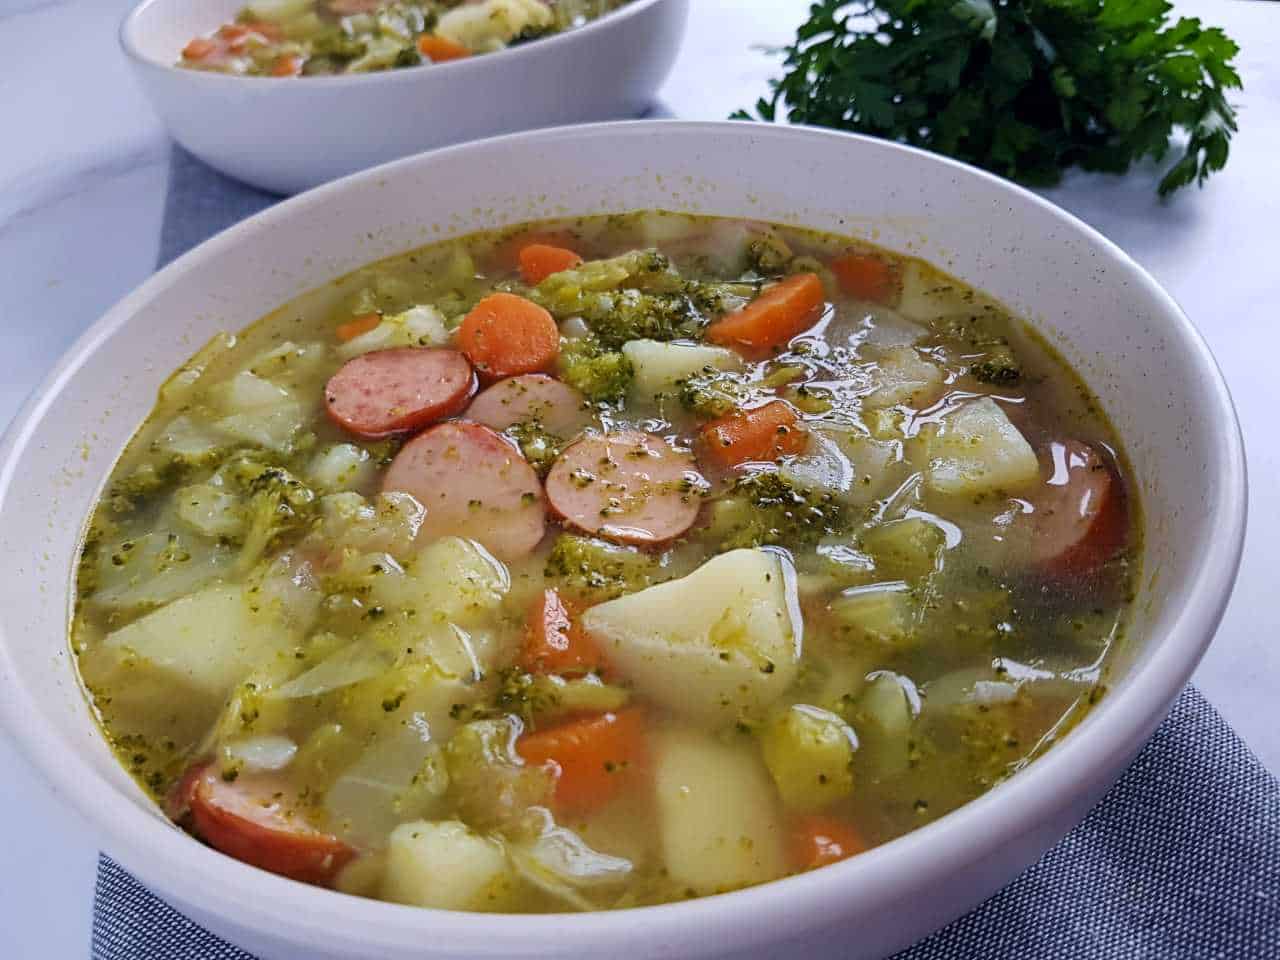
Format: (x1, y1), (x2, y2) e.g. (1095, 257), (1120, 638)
(90, 148), (1280, 960)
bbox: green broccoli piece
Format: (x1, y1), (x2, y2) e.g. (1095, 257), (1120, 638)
(557, 337), (634, 404)
(502, 420), (563, 477)
(677, 368), (757, 419)
(220, 457), (317, 571)
(309, 27), (368, 62)
(544, 533), (662, 603)
(746, 234), (793, 276)
(968, 344), (1022, 386)
(708, 470), (848, 551)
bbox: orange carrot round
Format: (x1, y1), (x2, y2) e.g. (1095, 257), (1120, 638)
(831, 252), (898, 303)
(457, 293), (560, 381)
(706, 273), (826, 357)
(182, 37), (219, 60)
(271, 54), (304, 77)
(334, 312), (381, 342)
(790, 813), (866, 871)
(517, 710), (647, 814)
(416, 34), (472, 62)
(521, 589), (606, 678)
(519, 244), (584, 285)
(698, 400), (808, 470)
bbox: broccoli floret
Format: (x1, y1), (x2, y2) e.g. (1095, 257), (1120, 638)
(221, 457), (317, 570)
(677, 368), (756, 419)
(309, 27), (368, 62)
(969, 344), (1022, 385)
(544, 533), (661, 602)
(557, 337), (634, 404)
(502, 420), (563, 477)
(708, 470), (848, 551)
(746, 234), (793, 275)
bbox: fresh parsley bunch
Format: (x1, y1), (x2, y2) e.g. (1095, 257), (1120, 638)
(735, 0), (1242, 197)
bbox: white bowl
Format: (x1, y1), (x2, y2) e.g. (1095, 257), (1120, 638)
(0, 121), (1246, 959)
(119, 0), (689, 193)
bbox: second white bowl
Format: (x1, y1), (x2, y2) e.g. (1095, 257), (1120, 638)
(120, 0), (689, 193)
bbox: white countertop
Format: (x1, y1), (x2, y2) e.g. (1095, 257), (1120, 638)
(0, 1), (1276, 956)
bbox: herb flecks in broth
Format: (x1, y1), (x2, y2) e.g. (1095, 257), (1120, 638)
(72, 212), (1137, 912)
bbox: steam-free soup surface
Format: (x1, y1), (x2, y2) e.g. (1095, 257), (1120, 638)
(72, 212), (1136, 911)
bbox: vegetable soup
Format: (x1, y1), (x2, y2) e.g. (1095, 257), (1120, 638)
(178, 0), (631, 77)
(72, 212), (1137, 911)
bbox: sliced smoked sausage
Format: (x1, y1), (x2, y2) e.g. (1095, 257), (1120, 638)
(381, 421), (546, 561)
(324, 347), (475, 439)
(1029, 440), (1127, 577)
(465, 374), (589, 435)
(177, 765), (355, 886)
(545, 431), (705, 545)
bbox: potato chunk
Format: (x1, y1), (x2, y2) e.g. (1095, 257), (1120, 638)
(653, 729), (785, 893)
(383, 821), (513, 911)
(760, 704), (857, 811)
(921, 397), (1038, 495)
(103, 584), (296, 700)
(622, 339), (743, 400)
(580, 549), (799, 724)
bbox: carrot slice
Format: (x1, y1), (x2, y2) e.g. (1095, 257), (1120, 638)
(698, 400), (807, 470)
(182, 37), (219, 60)
(706, 273), (826, 356)
(519, 244), (584, 285)
(416, 34), (472, 62)
(517, 710), (647, 814)
(831, 252), (899, 304)
(271, 54), (304, 77)
(790, 814), (866, 871)
(335, 312), (381, 342)
(490, 230), (580, 272)
(457, 292), (560, 381)
(521, 589), (606, 677)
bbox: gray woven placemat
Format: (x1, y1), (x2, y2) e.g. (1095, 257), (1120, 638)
(89, 147), (1280, 960)
(92, 684), (1280, 959)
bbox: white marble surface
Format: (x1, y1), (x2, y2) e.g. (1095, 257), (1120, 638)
(0, 1), (1276, 956)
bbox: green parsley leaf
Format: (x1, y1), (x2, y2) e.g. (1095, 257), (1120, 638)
(736, 0), (1241, 197)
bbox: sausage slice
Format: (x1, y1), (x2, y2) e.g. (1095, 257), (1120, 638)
(1029, 440), (1128, 577)
(545, 431), (705, 545)
(177, 765), (355, 886)
(381, 421), (546, 561)
(466, 374), (589, 435)
(324, 347), (475, 439)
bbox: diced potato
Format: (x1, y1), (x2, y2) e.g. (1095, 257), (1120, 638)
(174, 483), (245, 540)
(435, 0), (553, 52)
(315, 491), (425, 561)
(653, 729), (785, 893)
(336, 305), (450, 360)
(402, 537), (511, 626)
(760, 704), (857, 811)
(829, 581), (914, 647)
(851, 671), (919, 778)
(622, 339), (743, 400)
(103, 584), (297, 700)
(896, 261), (979, 322)
(383, 821), (514, 911)
(919, 397), (1039, 496)
(863, 347), (945, 409)
(580, 550), (800, 724)
(861, 517), (945, 581)
(151, 415), (225, 464)
(309, 443), (377, 492)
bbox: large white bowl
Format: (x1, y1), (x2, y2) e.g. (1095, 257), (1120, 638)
(0, 122), (1246, 959)
(119, 0), (689, 193)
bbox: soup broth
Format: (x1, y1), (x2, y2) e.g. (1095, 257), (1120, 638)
(72, 212), (1137, 911)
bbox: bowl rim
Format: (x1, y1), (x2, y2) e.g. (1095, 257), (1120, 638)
(0, 120), (1248, 955)
(118, 0), (673, 86)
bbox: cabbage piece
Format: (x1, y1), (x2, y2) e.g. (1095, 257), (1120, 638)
(335, 305), (450, 360)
